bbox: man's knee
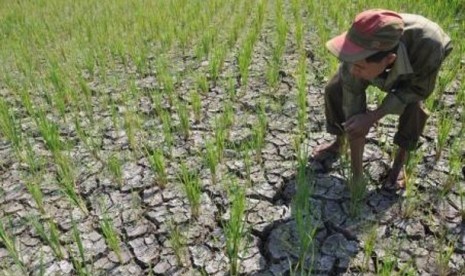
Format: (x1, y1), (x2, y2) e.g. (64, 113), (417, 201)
(395, 102), (429, 150)
(324, 75), (342, 101)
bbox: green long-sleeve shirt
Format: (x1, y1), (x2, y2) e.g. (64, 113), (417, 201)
(340, 13), (453, 119)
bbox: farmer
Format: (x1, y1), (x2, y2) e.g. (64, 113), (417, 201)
(313, 9), (453, 190)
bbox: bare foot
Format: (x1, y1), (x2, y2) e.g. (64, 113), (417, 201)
(382, 168), (406, 191)
(312, 140), (341, 161)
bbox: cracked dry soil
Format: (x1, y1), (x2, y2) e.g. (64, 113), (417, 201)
(1, 4), (465, 276)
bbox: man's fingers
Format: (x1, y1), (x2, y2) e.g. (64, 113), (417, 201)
(344, 117), (355, 125)
(343, 121), (354, 132)
(347, 128), (356, 136)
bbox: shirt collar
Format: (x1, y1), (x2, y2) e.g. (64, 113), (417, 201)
(384, 41), (414, 89)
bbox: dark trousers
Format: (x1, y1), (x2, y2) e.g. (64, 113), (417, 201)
(324, 73), (429, 151)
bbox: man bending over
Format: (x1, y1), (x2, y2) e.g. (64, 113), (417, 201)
(314, 9), (452, 190)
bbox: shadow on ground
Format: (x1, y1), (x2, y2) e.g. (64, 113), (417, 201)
(254, 151), (402, 275)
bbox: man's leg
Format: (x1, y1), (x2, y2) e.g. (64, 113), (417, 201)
(385, 102), (429, 188)
(385, 147), (407, 189)
(349, 136), (366, 182)
(313, 72), (345, 159)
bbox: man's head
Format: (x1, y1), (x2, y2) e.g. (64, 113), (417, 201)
(348, 45), (398, 80)
(326, 9), (404, 79)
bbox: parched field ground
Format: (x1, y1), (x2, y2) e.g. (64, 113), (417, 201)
(0, 0), (464, 275)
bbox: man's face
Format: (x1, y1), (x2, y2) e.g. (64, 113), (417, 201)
(348, 53), (396, 80)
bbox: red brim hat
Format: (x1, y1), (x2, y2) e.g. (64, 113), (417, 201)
(326, 32), (379, 63)
(326, 9), (404, 63)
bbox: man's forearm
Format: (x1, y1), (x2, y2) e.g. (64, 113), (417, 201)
(367, 107), (388, 124)
(346, 108), (388, 182)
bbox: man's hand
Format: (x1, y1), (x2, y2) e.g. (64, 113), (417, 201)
(343, 112), (377, 140)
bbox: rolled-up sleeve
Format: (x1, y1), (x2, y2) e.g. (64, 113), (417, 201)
(379, 64), (441, 115)
(379, 39), (449, 115)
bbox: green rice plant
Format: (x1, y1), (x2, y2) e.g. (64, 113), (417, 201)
(109, 99), (120, 131)
(73, 118), (102, 162)
(168, 220), (187, 267)
(276, 0), (287, 47)
(292, 141), (317, 271)
(77, 75), (94, 124)
(107, 154), (123, 187)
(204, 139), (219, 185)
(123, 109), (141, 152)
(47, 61), (70, 120)
(348, 175), (367, 218)
(18, 138), (45, 176)
(255, 0), (266, 30)
(109, 39), (127, 68)
(435, 112), (453, 161)
(404, 150), (422, 197)
(25, 179), (45, 215)
(209, 45), (226, 84)
(376, 255), (397, 276)
(296, 54), (307, 136)
(133, 43), (149, 75)
(266, 0), (286, 89)
(362, 224), (378, 272)
(39, 248), (45, 276)
(177, 24), (190, 59)
(190, 90), (202, 124)
(18, 86), (35, 117)
(0, 219), (26, 274)
(70, 215), (89, 276)
(456, 80), (465, 107)
(237, 0), (266, 89)
(436, 240), (455, 276)
(151, 92), (164, 118)
(0, 98), (22, 154)
(266, 7), (282, 87)
(295, 18), (304, 53)
(251, 101), (267, 163)
(442, 139), (463, 195)
(35, 110), (63, 154)
(290, 0), (300, 21)
(196, 73), (209, 94)
(55, 153), (88, 214)
(157, 63), (175, 105)
(160, 110), (174, 155)
(227, 16), (241, 49)
(224, 0), (247, 49)
(336, 135), (365, 217)
(425, 92), (436, 112)
(147, 148), (168, 189)
(224, 178), (248, 276)
(100, 213), (123, 263)
(401, 151), (422, 218)
(176, 100), (190, 140)
(257, 101), (267, 134)
(196, 27), (215, 60)
(242, 144), (253, 186)
(265, 55), (280, 89)
(82, 48), (96, 77)
(221, 100), (235, 131)
(434, 68), (457, 109)
(227, 76), (237, 102)
(238, 37), (253, 87)
(178, 162), (202, 218)
(29, 216), (64, 260)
